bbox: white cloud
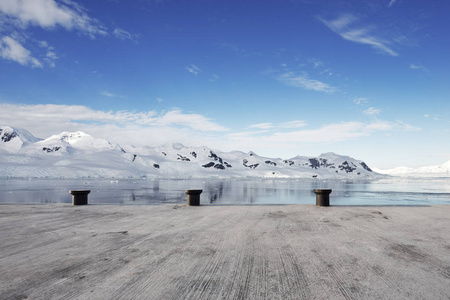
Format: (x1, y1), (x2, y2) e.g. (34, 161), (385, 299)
(113, 28), (138, 41)
(0, 103), (421, 158)
(278, 71), (337, 93)
(388, 0), (397, 8)
(0, 0), (110, 67)
(157, 98), (164, 103)
(307, 58), (324, 69)
(38, 40), (58, 67)
(0, 36), (42, 67)
(354, 97), (368, 105)
(100, 91), (120, 98)
(228, 120), (419, 146)
(410, 64), (429, 74)
(279, 121), (307, 129)
(249, 123), (274, 129)
(186, 64), (201, 75)
(319, 14), (398, 56)
(209, 74), (219, 82)
(363, 107), (381, 115)
(156, 109), (228, 132)
(0, 0), (107, 37)
(248, 120), (306, 131)
(219, 43), (261, 57)
(0, 103), (229, 147)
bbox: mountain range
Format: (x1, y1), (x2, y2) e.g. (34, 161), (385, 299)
(1, 125), (385, 179)
(373, 162), (450, 178)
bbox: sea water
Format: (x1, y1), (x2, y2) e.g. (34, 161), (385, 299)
(0, 178), (449, 205)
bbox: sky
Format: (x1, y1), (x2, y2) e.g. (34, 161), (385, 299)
(0, 0), (449, 169)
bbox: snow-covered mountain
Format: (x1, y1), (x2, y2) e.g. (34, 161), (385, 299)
(0, 126), (383, 179)
(374, 160), (450, 178)
(0, 126), (41, 153)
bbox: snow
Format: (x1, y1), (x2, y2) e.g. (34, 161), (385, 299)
(0, 125), (386, 179)
(374, 160), (450, 178)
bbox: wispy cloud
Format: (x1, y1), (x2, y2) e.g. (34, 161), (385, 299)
(354, 97), (368, 105)
(0, 36), (42, 68)
(0, 103), (229, 147)
(388, 0), (398, 8)
(280, 121), (307, 129)
(319, 14), (398, 56)
(219, 43), (261, 57)
(409, 63), (429, 74)
(307, 58), (324, 69)
(100, 91), (122, 98)
(113, 28), (139, 41)
(209, 74), (220, 82)
(363, 107), (381, 115)
(186, 64), (201, 75)
(229, 120), (419, 146)
(249, 123), (274, 129)
(0, 0), (107, 37)
(424, 114), (440, 121)
(35, 40), (58, 67)
(278, 71), (337, 93)
(0, 0), (134, 68)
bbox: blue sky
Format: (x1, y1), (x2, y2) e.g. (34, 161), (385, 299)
(0, 0), (449, 169)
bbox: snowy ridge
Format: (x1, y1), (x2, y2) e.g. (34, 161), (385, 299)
(374, 160), (450, 178)
(0, 126), (383, 179)
(0, 126), (42, 153)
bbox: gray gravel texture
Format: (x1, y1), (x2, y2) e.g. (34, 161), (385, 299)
(1, 204), (450, 300)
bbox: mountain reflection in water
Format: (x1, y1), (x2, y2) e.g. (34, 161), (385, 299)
(0, 178), (449, 205)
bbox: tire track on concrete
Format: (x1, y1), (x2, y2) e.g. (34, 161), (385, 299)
(309, 242), (358, 300)
(277, 244), (311, 300)
(110, 207), (245, 299)
(169, 210), (249, 300)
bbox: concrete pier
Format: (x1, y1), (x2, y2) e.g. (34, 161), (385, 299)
(1, 204), (450, 299)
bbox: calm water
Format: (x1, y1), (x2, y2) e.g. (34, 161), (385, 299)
(0, 178), (449, 205)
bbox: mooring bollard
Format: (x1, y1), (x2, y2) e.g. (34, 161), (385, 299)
(185, 189), (202, 206)
(313, 189), (332, 206)
(69, 190), (91, 205)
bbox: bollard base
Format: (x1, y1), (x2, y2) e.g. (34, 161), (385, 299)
(313, 189), (332, 206)
(70, 190), (91, 205)
(185, 189), (202, 206)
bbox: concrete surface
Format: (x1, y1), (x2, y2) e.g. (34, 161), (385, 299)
(1, 204), (450, 300)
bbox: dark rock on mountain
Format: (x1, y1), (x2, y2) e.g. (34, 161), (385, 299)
(202, 162), (215, 168)
(265, 160), (277, 166)
(243, 159), (259, 169)
(153, 164), (160, 169)
(308, 158), (335, 169)
(339, 161), (357, 173)
(191, 151), (197, 158)
(1, 130), (17, 142)
(177, 154), (190, 161)
(360, 162), (372, 172)
(214, 164), (225, 170)
(283, 160), (294, 166)
(309, 158), (320, 169)
(42, 146), (61, 153)
(208, 151), (223, 164)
